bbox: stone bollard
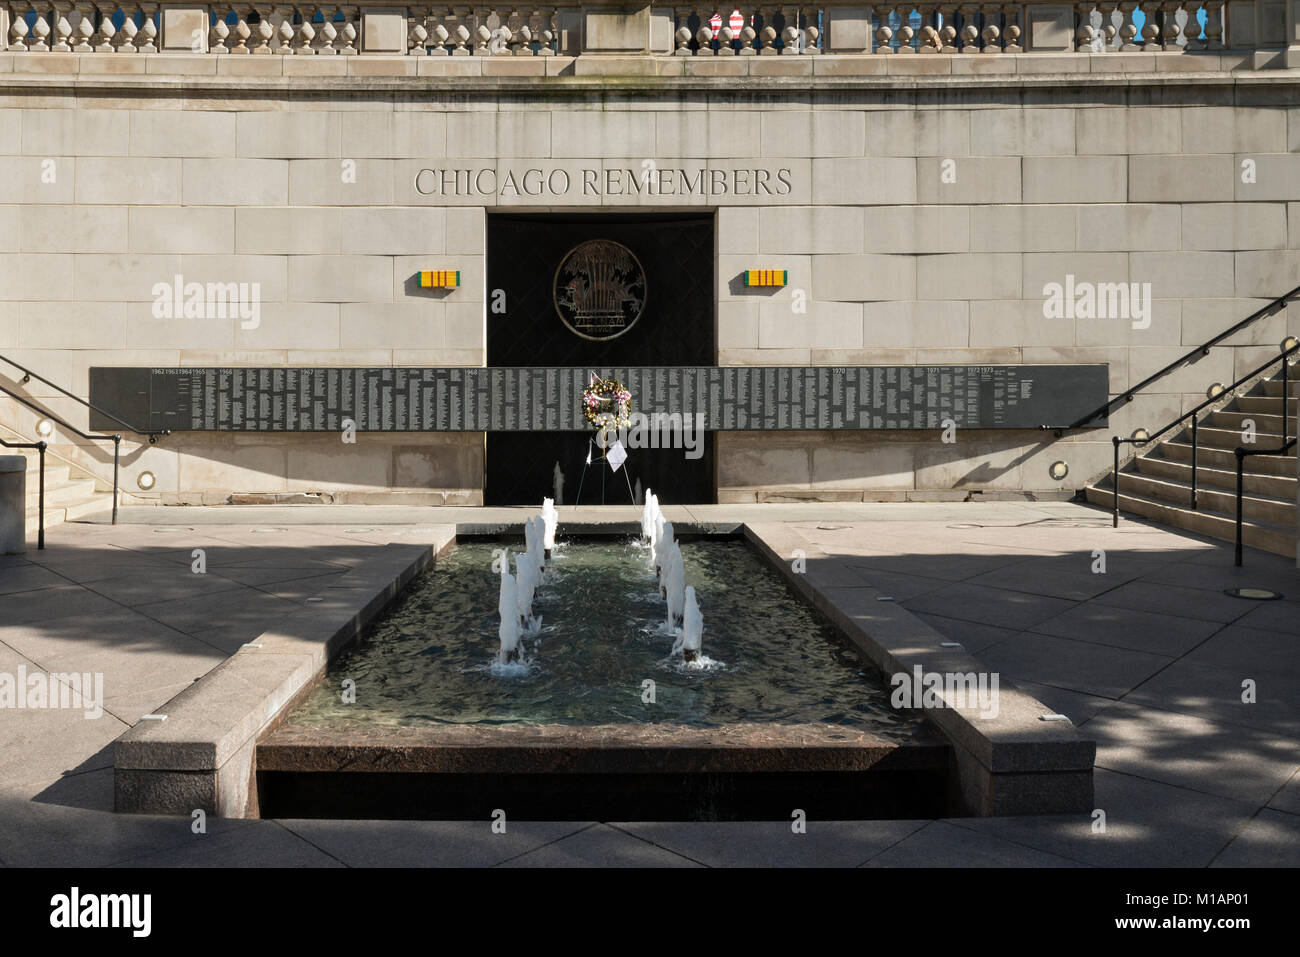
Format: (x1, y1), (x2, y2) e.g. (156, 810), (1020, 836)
(0, 456), (27, 554)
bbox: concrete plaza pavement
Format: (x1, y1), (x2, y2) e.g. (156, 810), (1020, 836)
(0, 501), (1297, 867)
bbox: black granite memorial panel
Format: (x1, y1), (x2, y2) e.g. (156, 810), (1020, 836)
(89, 365), (1109, 433)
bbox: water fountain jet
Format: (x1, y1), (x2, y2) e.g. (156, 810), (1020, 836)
(673, 585), (703, 663)
(498, 567), (522, 664)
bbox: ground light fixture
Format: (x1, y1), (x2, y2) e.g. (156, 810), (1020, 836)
(1224, 588), (1284, 600)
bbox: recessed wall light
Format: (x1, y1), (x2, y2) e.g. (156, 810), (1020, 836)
(1131, 428), (1150, 442)
(1206, 383), (1225, 398)
(136, 470), (156, 490)
(1048, 461), (1069, 480)
(35, 418), (54, 437)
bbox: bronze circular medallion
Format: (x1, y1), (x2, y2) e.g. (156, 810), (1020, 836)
(553, 239), (647, 342)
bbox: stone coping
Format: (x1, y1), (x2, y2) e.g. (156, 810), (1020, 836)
(743, 522), (1096, 814)
(114, 525), (455, 814)
(1, 51), (1297, 94)
(259, 722), (948, 774)
(114, 516), (1093, 816)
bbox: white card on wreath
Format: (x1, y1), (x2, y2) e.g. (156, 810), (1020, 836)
(606, 440), (628, 472)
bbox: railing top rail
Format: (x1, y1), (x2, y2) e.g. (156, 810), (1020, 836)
(1117, 341), (1298, 449)
(0, 380), (116, 444)
(0, 353), (166, 439)
(1042, 283), (1300, 434)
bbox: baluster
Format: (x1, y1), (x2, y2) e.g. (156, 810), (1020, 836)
(873, 4), (893, 52)
(780, 3), (798, 52)
(229, 4), (249, 50)
(208, 4), (229, 52)
(253, 2), (276, 50)
(72, 0), (95, 50)
(1075, 2), (1094, 50)
(804, 12), (820, 51)
(542, 6), (556, 53)
(137, 1), (155, 51)
(274, 6), (293, 52)
(1202, 0), (1220, 48)
(117, 1), (137, 50)
(1003, 5), (1021, 50)
(715, 23), (732, 53)
(739, 22), (755, 52)
(1159, 0), (1179, 48)
(1117, 0), (1138, 49)
(896, 10), (915, 51)
(409, 4), (428, 52)
(938, 4), (957, 51)
(1139, 0), (1159, 47)
(337, 3), (356, 52)
(314, 7), (335, 52)
(917, 4), (938, 51)
(28, 1), (50, 50)
(1181, 0), (1201, 49)
(980, 2), (1001, 52)
(695, 24), (713, 54)
(50, 1), (70, 51)
(1097, 1), (1117, 50)
(7, 4), (28, 51)
(96, 1), (116, 50)
(957, 3), (978, 50)
(674, 23), (690, 53)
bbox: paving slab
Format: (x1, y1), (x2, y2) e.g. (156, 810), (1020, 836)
(1210, 809), (1300, 867)
(1091, 580), (1257, 624)
(278, 819), (594, 867)
(1027, 603), (1220, 657)
(1081, 701), (1300, 806)
(909, 613), (1019, 654)
(863, 820), (1087, 867)
(618, 819), (928, 867)
(977, 632), (1173, 700)
(903, 582), (1077, 630)
(1268, 771), (1300, 816)
(110, 820), (344, 868)
(952, 768), (1260, 868)
(498, 823), (702, 868)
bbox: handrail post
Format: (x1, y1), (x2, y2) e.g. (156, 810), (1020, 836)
(112, 435), (121, 526)
(1234, 447), (1245, 567)
(37, 440), (46, 550)
(1112, 435), (1120, 528)
(1282, 354), (1290, 446)
(1189, 415), (1198, 511)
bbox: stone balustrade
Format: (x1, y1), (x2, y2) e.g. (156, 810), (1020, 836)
(0, 1), (1294, 62)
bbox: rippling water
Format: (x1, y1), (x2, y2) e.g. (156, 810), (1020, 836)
(290, 537), (923, 740)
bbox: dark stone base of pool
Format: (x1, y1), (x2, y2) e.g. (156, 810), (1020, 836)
(255, 723), (953, 821)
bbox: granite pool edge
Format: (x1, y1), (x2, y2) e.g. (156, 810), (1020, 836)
(742, 522), (1096, 816)
(112, 526), (457, 817)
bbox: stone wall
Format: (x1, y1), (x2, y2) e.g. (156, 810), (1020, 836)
(0, 66), (1298, 503)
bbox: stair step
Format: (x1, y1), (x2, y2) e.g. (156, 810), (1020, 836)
(1137, 455), (1297, 498)
(1186, 425), (1289, 451)
(24, 478), (97, 508)
(1262, 378), (1300, 397)
(1083, 485), (1295, 558)
(1237, 395), (1297, 414)
(1161, 440), (1297, 476)
(1208, 410), (1288, 434)
(1115, 471), (1295, 525)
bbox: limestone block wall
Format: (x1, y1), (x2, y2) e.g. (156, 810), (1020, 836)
(0, 69), (1298, 503)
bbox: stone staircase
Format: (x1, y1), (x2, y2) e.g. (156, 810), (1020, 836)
(1085, 372), (1297, 558)
(8, 444), (113, 534)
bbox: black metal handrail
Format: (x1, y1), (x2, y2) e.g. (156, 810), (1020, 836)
(1040, 283), (1300, 436)
(0, 437), (45, 549)
(0, 357), (171, 527)
(1234, 438), (1296, 567)
(1104, 341), (1298, 532)
(0, 354), (167, 443)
